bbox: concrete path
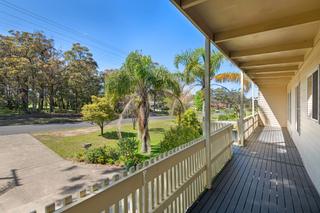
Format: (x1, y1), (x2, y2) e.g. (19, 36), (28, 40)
(0, 134), (122, 213)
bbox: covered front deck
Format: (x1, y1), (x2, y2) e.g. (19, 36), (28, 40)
(189, 127), (320, 213)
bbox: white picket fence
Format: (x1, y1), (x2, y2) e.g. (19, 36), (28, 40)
(39, 123), (233, 213)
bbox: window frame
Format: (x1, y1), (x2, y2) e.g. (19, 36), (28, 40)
(306, 68), (320, 123)
(296, 83), (301, 135)
(288, 91), (291, 123)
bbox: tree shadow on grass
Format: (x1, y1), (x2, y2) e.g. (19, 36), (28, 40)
(102, 131), (137, 139)
(151, 144), (161, 157)
(149, 128), (165, 133)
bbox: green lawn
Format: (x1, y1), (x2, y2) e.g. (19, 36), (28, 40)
(34, 119), (175, 160)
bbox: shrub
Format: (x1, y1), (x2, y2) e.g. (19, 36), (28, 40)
(75, 151), (85, 162)
(159, 126), (201, 153)
(81, 96), (117, 135)
(118, 138), (142, 168)
(194, 90), (203, 111)
(84, 146), (120, 165)
(180, 108), (202, 134)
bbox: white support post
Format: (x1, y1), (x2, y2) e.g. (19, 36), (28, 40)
(204, 37), (212, 189)
(252, 81), (255, 116)
(239, 71), (244, 146)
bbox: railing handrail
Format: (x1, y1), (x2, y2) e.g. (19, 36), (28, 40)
(42, 123), (233, 213)
(243, 113), (258, 122)
(236, 113), (259, 145)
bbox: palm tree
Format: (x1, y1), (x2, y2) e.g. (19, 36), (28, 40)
(174, 48), (250, 91)
(105, 51), (179, 153)
(168, 73), (194, 125)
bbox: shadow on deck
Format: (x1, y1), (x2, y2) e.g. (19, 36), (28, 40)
(189, 127), (320, 213)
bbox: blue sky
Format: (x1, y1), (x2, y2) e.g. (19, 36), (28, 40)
(0, 0), (255, 94)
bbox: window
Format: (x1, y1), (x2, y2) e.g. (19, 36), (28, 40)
(307, 70), (319, 121)
(296, 84), (301, 135)
(288, 91), (291, 123)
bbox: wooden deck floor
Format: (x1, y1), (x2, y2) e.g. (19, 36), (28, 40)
(189, 127), (320, 213)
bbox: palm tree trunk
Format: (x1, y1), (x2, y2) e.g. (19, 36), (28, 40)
(138, 94), (151, 153)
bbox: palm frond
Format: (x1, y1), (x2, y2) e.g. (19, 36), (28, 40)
(214, 72), (240, 83)
(117, 96), (136, 138)
(214, 72), (251, 92)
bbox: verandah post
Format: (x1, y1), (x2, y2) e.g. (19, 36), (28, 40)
(252, 81), (255, 116)
(239, 71), (244, 146)
(204, 37), (212, 189)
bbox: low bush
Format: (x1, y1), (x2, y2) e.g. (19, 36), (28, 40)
(75, 151), (85, 162)
(218, 113), (238, 121)
(84, 146), (120, 165)
(180, 108), (202, 134)
(118, 138), (142, 168)
(159, 126), (201, 153)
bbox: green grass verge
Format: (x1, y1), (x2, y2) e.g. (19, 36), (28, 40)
(0, 107), (20, 116)
(34, 119), (175, 160)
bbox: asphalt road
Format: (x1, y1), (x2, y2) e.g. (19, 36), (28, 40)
(0, 116), (172, 135)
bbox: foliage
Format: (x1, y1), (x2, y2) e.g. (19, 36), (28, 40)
(214, 72), (251, 92)
(81, 96), (117, 135)
(84, 146), (120, 165)
(211, 88), (251, 117)
(105, 51), (180, 153)
(218, 113), (238, 121)
(159, 126), (201, 153)
(0, 31), (101, 113)
(180, 108), (202, 134)
(174, 48), (224, 89)
(194, 90), (203, 111)
(64, 43), (101, 112)
(160, 109), (202, 153)
(118, 138), (142, 168)
(174, 48), (250, 92)
(167, 73), (193, 125)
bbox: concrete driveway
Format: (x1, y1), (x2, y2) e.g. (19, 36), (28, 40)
(0, 134), (122, 213)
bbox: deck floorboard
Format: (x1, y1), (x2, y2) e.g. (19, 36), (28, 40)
(188, 127), (320, 213)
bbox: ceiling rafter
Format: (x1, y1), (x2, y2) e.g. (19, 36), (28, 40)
(245, 65), (298, 74)
(253, 78), (291, 85)
(214, 9), (320, 43)
(240, 56), (304, 68)
(230, 41), (313, 59)
(249, 73), (295, 79)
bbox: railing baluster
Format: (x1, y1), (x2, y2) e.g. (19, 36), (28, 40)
(166, 169), (170, 197)
(114, 202), (119, 213)
(171, 166), (175, 192)
(138, 187), (142, 213)
(44, 124), (235, 213)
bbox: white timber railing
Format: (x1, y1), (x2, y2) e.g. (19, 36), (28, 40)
(240, 114), (259, 142)
(40, 123), (233, 213)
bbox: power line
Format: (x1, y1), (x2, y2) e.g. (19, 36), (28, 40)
(0, 0), (126, 56)
(0, 11), (122, 65)
(0, 16), (123, 68)
(0, 0), (127, 58)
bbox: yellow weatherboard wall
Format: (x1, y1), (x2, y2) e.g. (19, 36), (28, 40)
(287, 34), (320, 193)
(258, 85), (288, 127)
